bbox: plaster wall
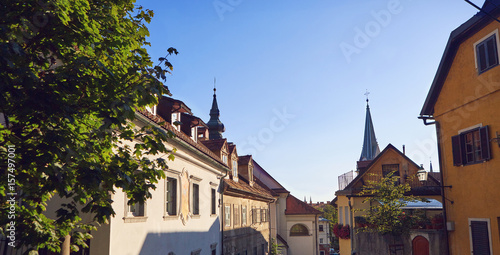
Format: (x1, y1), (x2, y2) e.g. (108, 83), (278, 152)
(432, 19), (500, 255)
(286, 215), (317, 255)
(222, 195), (270, 255)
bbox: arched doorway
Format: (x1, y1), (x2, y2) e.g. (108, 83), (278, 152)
(412, 235), (429, 255)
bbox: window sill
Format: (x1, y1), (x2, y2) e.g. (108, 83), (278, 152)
(163, 215), (178, 221)
(123, 216), (148, 223)
(191, 215), (201, 219)
(210, 214), (218, 218)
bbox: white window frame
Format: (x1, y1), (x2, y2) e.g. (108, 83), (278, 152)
(242, 205), (247, 226)
(171, 112), (181, 131)
(164, 169), (180, 219)
(468, 218), (493, 255)
(473, 29), (500, 72)
(224, 204), (231, 227)
(191, 182), (200, 216)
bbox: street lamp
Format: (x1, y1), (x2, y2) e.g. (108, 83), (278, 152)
(416, 169), (452, 188)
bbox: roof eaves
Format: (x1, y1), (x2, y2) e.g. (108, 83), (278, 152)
(420, 7), (500, 116)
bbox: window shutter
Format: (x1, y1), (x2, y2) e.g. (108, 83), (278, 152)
(452, 134), (463, 166)
(486, 37), (499, 67)
(479, 126), (491, 161)
(470, 221), (491, 255)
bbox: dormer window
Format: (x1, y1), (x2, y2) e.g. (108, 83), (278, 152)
(171, 112), (181, 131)
(222, 154), (228, 164)
(249, 165), (254, 184)
(474, 31), (499, 74)
(145, 105), (157, 115)
(191, 127), (197, 142)
(232, 160), (238, 179)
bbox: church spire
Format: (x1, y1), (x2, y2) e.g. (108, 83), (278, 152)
(207, 79), (225, 140)
(359, 94), (380, 161)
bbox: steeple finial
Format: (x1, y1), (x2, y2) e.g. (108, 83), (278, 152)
(207, 78), (225, 140)
(430, 159), (433, 173)
(359, 95), (380, 161)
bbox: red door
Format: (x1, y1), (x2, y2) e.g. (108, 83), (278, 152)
(412, 236), (429, 255)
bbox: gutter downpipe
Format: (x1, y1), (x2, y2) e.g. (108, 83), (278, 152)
(420, 116), (450, 255)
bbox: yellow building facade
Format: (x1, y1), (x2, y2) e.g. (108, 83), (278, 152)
(335, 144), (442, 255)
(420, 1), (500, 254)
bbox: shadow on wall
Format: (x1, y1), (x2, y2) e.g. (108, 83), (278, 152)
(354, 230), (445, 255)
(138, 218), (221, 255)
(223, 226), (269, 255)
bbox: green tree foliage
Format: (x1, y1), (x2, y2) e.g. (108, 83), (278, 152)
(269, 238), (279, 255)
(0, 0), (177, 252)
(357, 172), (425, 236)
(319, 204), (338, 245)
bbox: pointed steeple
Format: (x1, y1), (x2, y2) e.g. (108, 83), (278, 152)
(359, 97), (380, 161)
(430, 160), (434, 173)
(207, 80), (225, 140)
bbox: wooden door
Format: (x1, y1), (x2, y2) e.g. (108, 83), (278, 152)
(412, 236), (429, 255)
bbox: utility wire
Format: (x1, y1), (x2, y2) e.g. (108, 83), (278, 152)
(464, 0), (500, 24)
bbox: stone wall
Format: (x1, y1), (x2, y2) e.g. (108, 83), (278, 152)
(354, 230), (445, 255)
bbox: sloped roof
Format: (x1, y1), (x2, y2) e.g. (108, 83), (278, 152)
(252, 159), (288, 193)
(137, 110), (228, 167)
(223, 176), (275, 202)
(200, 138), (227, 152)
(360, 101), (380, 161)
(238, 155), (252, 165)
(420, 1), (500, 116)
(341, 143), (422, 191)
(285, 195), (321, 215)
(228, 142), (237, 155)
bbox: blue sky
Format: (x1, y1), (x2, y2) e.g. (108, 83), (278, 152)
(136, 0), (482, 202)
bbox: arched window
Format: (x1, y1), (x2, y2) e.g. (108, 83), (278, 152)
(290, 224), (309, 236)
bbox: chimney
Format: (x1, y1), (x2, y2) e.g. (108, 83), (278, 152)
(403, 145), (405, 155)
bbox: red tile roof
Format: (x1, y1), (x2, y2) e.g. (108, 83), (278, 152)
(285, 195), (321, 215)
(223, 177), (275, 201)
(200, 139), (227, 152)
(137, 110), (228, 167)
(238, 155), (252, 165)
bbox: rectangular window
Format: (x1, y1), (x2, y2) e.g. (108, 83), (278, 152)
(476, 34), (499, 74)
(345, 206), (349, 226)
(320, 251), (325, 255)
(320, 238), (324, 244)
(192, 183), (199, 215)
(452, 126), (491, 166)
(469, 219), (492, 255)
(128, 201), (145, 217)
(339, 206), (343, 225)
(225, 205), (231, 227)
(253, 247), (257, 255)
(242, 206), (247, 226)
(166, 177), (177, 215)
(211, 188), (216, 215)
(171, 113), (181, 131)
(319, 225), (324, 232)
(232, 160), (238, 177)
(252, 207), (259, 224)
(233, 205), (240, 226)
(382, 164), (400, 177)
(261, 243), (265, 255)
(261, 208), (267, 223)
